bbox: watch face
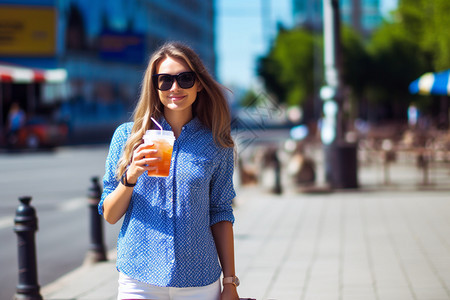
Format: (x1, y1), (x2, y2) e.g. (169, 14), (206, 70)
(234, 276), (240, 287)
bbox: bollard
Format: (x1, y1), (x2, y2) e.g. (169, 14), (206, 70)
(14, 196), (43, 300)
(273, 152), (282, 195)
(262, 147), (283, 195)
(84, 176), (107, 264)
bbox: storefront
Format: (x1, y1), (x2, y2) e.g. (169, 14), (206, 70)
(0, 62), (68, 148)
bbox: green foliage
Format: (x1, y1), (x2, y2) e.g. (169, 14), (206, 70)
(384, 0), (450, 71)
(257, 0), (450, 119)
(258, 28), (320, 106)
(340, 26), (371, 97)
(418, 0), (450, 70)
(365, 0), (450, 107)
(368, 22), (428, 105)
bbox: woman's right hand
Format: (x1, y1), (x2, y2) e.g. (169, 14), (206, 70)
(126, 142), (160, 184)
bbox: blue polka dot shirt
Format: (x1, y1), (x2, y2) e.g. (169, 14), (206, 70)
(99, 117), (236, 288)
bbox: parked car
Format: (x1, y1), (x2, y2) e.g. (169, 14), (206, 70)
(14, 116), (68, 149)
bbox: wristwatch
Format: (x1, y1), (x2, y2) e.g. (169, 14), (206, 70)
(223, 276), (240, 287)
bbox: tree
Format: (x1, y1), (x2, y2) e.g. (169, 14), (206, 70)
(341, 0), (450, 121)
(366, 21), (428, 109)
(397, 0), (450, 71)
(340, 27), (369, 97)
(258, 0), (450, 123)
(363, 0), (450, 120)
(258, 28), (319, 107)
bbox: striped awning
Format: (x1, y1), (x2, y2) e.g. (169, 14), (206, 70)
(0, 63), (67, 84)
(409, 69), (450, 96)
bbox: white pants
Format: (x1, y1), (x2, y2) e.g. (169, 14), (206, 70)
(117, 272), (221, 300)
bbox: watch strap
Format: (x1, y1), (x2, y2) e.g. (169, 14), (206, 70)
(121, 170), (136, 187)
(223, 276), (239, 287)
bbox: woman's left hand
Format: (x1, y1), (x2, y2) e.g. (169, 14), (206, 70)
(221, 284), (239, 300)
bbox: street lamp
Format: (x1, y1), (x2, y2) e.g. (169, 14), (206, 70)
(321, 0), (358, 189)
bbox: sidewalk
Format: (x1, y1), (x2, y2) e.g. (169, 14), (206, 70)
(41, 181), (450, 300)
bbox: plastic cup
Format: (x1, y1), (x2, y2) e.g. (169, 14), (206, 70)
(143, 130), (175, 177)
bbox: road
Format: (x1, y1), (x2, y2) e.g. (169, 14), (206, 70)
(0, 146), (121, 300)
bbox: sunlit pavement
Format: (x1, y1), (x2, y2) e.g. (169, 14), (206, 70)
(41, 177), (450, 300)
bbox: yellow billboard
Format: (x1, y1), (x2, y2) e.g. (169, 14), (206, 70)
(0, 6), (56, 56)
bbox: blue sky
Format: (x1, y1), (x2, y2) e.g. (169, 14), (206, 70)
(216, 0), (399, 90)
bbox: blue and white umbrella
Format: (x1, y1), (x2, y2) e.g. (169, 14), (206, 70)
(409, 69), (450, 96)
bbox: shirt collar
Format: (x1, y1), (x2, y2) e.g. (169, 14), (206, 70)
(158, 116), (203, 133)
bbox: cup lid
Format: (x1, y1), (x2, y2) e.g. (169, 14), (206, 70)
(144, 130), (175, 138)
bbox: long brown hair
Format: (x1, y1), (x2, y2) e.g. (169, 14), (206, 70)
(116, 42), (234, 179)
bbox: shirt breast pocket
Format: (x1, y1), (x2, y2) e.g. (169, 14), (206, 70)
(183, 157), (213, 189)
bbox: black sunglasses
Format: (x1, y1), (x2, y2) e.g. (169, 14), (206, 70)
(152, 72), (197, 91)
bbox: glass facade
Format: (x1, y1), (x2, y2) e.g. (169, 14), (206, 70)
(293, 0), (384, 35)
(0, 0), (216, 138)
(0, 0), (215, 76)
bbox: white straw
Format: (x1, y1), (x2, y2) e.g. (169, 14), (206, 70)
(151, 117), (163, 133)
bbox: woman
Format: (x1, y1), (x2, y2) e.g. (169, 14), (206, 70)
(99, 42), (240, 300)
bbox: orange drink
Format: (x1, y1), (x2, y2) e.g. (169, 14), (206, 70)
(143, 130), (175, 177)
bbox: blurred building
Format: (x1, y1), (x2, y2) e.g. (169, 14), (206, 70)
(293, 0), (383, 36)
(0, 0), (215, 145)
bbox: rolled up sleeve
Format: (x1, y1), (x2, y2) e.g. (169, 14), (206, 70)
(209, 147), (236, 226)
(98, 123), (131, 215)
